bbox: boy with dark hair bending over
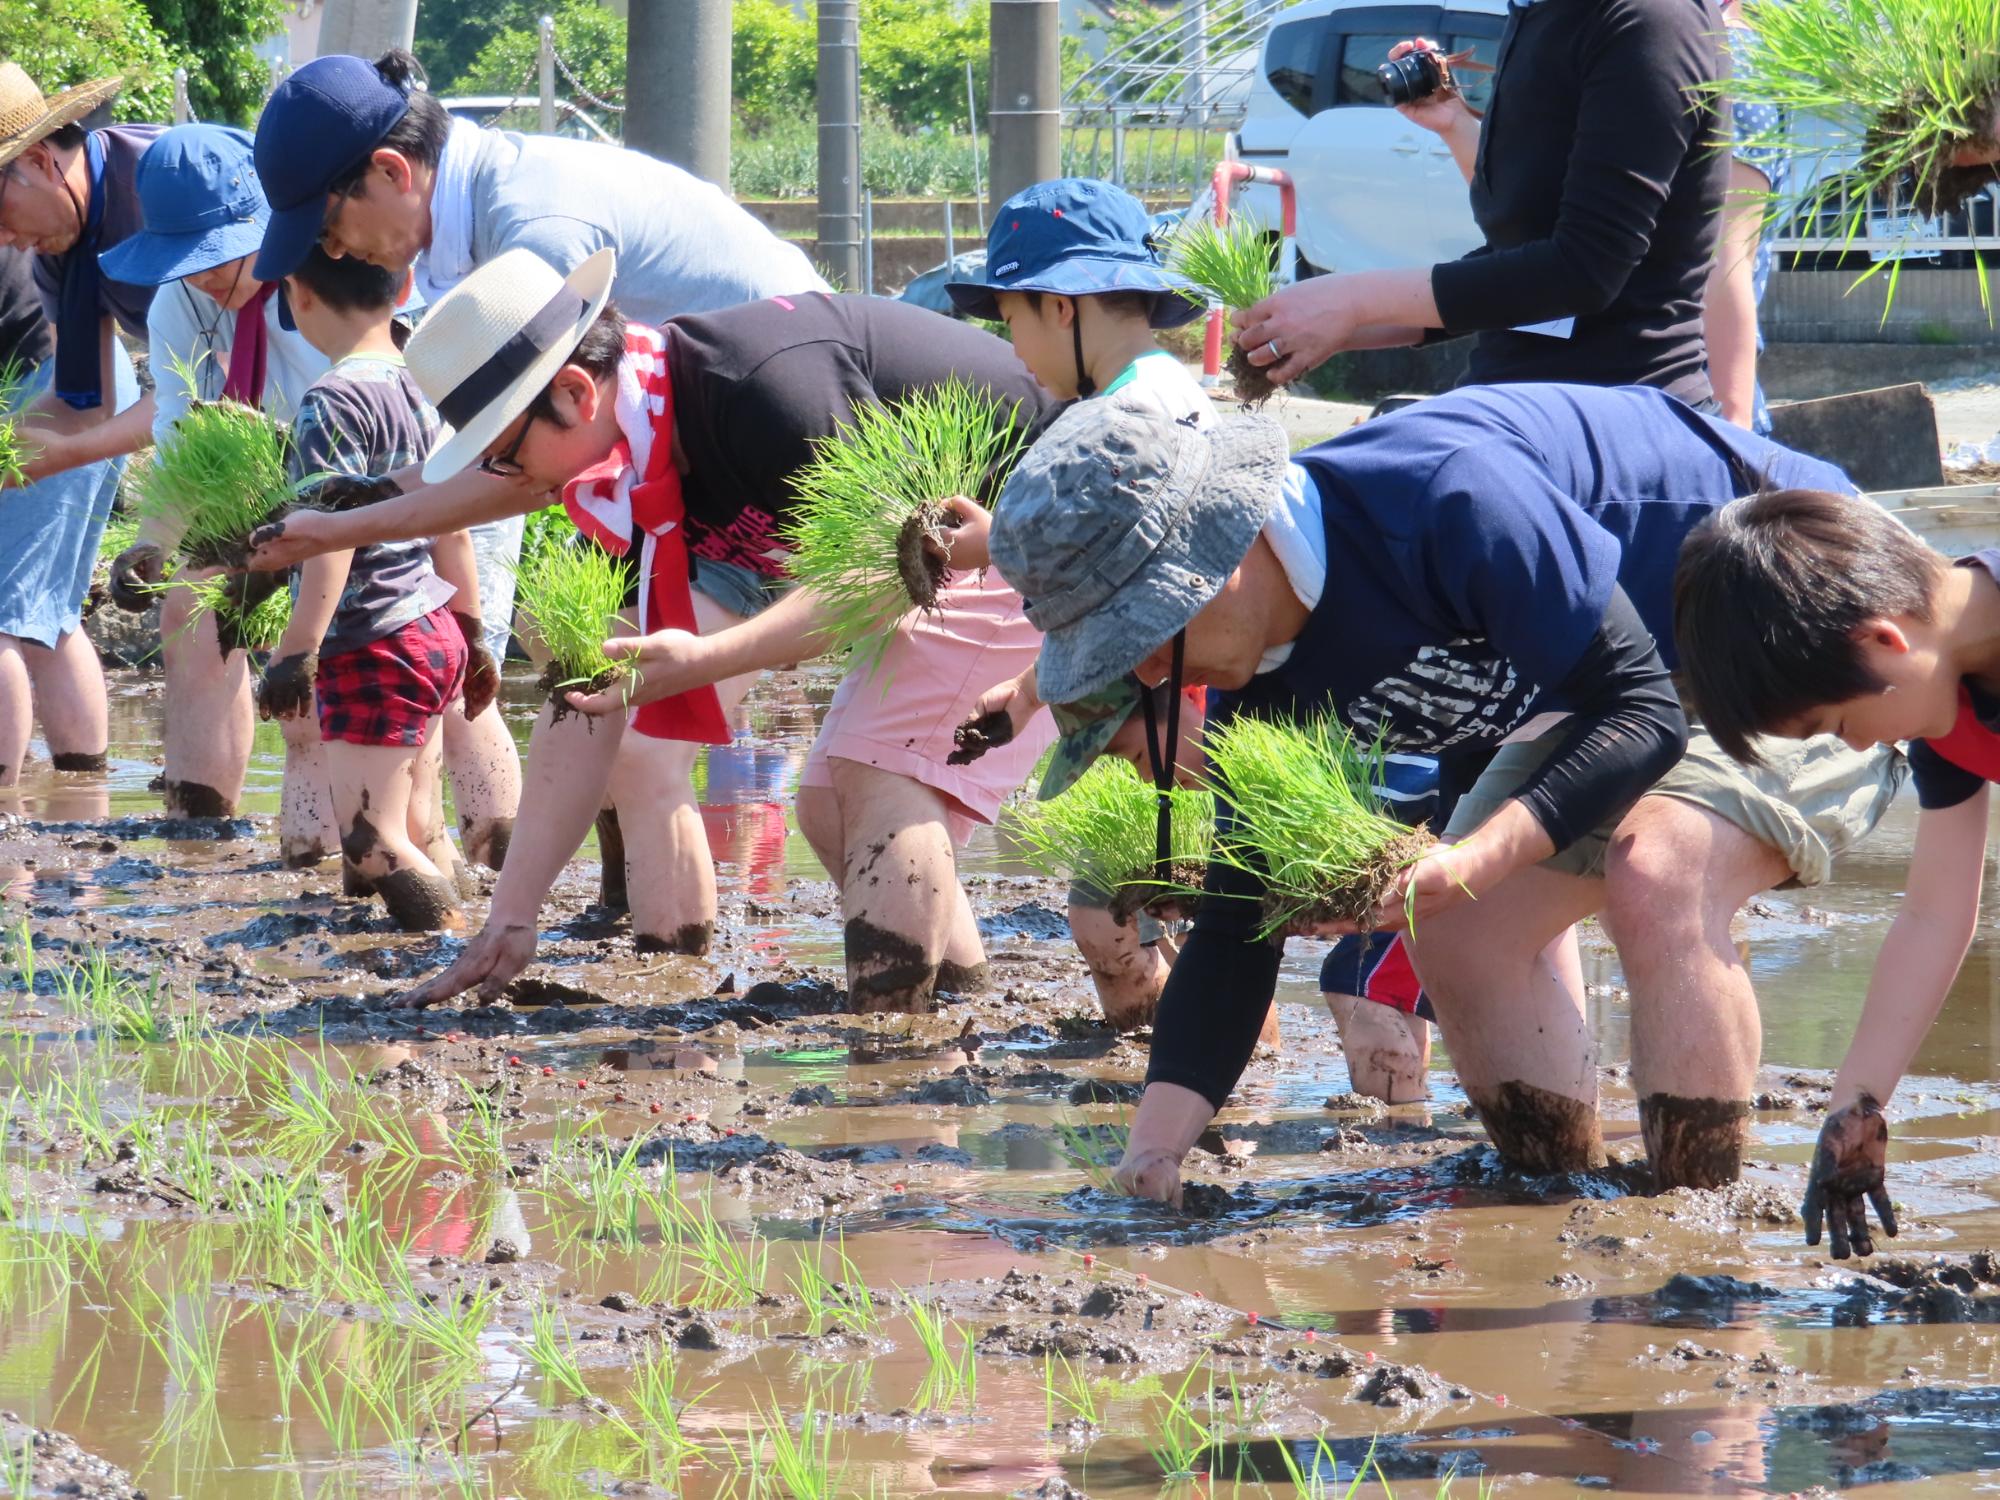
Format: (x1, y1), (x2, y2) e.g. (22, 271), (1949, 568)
(258, 248), (489, 930)
(1673, 489), (1995, 1259)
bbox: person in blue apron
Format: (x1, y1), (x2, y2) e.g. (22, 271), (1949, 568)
(0, 65), (153, 788)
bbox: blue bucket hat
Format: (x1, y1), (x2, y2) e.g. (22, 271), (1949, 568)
(946, 178), (1204, 329)
(252, 55), (414, 282)
(96, 125), (268, 287)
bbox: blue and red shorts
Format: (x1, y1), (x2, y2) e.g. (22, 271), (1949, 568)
(1319, 752), (1441, 1020)
(316, 606), (467, 748)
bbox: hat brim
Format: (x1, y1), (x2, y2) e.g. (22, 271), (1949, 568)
(98, 214), (268, 287)
(253, 195), (330, 282)
(1032, 414), (1290, 704)
(1038, 677), (1145, 800)
(0, 75), (122, 168)
(419, 246), (618, 485)
(947, 258), (1208, 330)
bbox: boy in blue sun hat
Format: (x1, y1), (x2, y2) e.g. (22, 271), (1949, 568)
(945, 177), (1225, 1033)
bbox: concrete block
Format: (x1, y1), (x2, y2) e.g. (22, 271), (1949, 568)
(1766, 383), (1944, 492)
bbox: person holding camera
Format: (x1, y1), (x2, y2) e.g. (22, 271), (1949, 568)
(1235, 0), (1729, 409)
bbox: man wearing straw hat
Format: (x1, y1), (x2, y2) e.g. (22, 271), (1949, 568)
(0, 62), (155, 786)
(989, 384), (1903, 1199)
(351, 249), (1056, 1013)
(243, 47), (829, 954)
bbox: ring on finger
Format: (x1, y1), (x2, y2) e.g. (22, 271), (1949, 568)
(1266, 339), (1282, 360)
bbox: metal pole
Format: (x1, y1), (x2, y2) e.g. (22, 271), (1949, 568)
(172, 68), (191, 124)
(626, 0), (734, 185)
(538, 16), (556, 134)
(943, 197), (954, 264)
(863, 188), (875, 296)
(816, 0), (863, 293)
(965, 60), (985, 235)
(987, 0), (1061, 223)
(1184, 0), (1209, 132)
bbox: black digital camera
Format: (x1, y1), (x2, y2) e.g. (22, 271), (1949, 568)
(1376, 45), (1447, 107)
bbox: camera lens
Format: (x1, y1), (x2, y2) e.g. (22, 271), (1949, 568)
(1375, 49), (1443, 106)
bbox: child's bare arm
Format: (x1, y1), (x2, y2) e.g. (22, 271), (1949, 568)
(259, 551), (353, 721)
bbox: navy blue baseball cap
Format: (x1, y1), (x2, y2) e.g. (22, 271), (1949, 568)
(252, 54), (413, 282)
(98, 125), (267, 287)
(946, 177), (1204, 328)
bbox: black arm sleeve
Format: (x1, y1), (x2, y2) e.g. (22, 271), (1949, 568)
(1142, 817), (1285, 1112)
(1508, 585), (1689, 853)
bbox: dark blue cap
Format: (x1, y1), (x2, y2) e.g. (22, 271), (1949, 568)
(98, 125), (267, 286)
(252, 55), (412, 282)
(945, 177), (1204, 329)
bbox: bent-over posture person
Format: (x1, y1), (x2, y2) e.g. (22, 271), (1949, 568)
(1672, 489), (2000, 1257)
(983, 382), (1903, 1201)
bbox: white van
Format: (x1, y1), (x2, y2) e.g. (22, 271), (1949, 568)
(1230, 0), (1507, 275)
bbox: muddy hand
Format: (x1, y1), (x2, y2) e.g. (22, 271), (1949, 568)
(922, 495), (991, 573)
(396, 922), (538, 1009)
(1111, 1145), (1185, 1211)
(256, 651), (318, 721)
(568, 632), (690, 716)
(1803, 1094), (1898, 1259)
(215, 569), (287, 657)
(948, 668), (1038, 765)
(108, 542), (166, 612)
(246, 509), (331, 571)
(454, 612), (501, 719)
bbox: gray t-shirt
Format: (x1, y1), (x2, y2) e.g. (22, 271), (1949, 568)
(288, 352), (453, 657)
(452, 128), (828, 325)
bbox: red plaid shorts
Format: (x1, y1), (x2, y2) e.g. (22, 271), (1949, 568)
(316, 606), (467, 747)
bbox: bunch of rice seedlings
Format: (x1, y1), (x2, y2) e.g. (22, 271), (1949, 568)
(178, 569), (293, 655)
(136, 383), (298, 568)
(0, 359), (27, 488)
(1201, 714), (1432, 938)
(1009, 758), (1215, 924)
(782, 379), (1030, 661)
(1165, 214), (1280, 405)
(513, 533), (633, 719)
(1725, 0), (2000, 227)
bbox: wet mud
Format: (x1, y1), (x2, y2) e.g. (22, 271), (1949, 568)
(1639, 1092), (1751, 1191)
(844, 915), (939, 1012)
(895, 504), (951, 612)
(1464, 1079), (1608, 1176)
(160, 777), (233, 819)
(1227, 344), (1278, 409)
(949, 708), (1016, 766)
(49, 751), (108, 773)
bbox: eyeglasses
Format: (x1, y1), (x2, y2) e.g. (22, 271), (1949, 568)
(479, 412), (537, 478)
(319, 187), (350, 252)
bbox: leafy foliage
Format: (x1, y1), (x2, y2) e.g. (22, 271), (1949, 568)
(0, 0), (184, 123)
(138, 0), (290, 124)
(418, 0), (549, 101)
(444, 0), (625, 109)
(1201, 714), (1430, 938)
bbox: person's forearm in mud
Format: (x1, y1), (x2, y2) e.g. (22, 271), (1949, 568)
(1832, 790), (1989, 1112)
(484, 704), (627, 929)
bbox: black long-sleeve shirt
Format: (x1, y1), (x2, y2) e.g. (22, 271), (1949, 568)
(1429, 0), (1728, 405)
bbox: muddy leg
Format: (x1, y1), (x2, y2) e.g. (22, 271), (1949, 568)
(1071, 902), (1170, 1031)
(329, 740), (462, 934)
(1408, 865), (1606, 1173)
(827, 756), (983, 1012)
(411, 731), (474, 899)
(1323, 992), (1431, 1103)
(277, 700), (337, 867)
(442, 699), (521, 871)
(159, 578), (253, 817)
(0, 637), (29, 789)
(20, 628), (108, 769)
(1601, 795), (1788, 1191)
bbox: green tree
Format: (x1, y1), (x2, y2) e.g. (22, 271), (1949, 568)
(0, 0), (184, 123)
(418, 0), (547, 98)
(138, 0), (290, 124)
(447, 0), (626, 106)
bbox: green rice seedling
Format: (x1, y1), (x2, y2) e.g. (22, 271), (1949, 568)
(899, 1290), (977, 1414)
(787, 1228), (877, 1335)
(1164, 214), (1280, 405)
(782, 379), (1031, 660)
(626, 1348), (706, 1467)
(1722, 0), (2000, 250)
(743, 1396), (841, 1500)
(383, 1255), (497, 1370)
(526, 1302), (605, 1412)
(513, 534), (634, 718)
(1053, 1108), (1129, 1193)
(1043, 1350), (1103, 1433)
(0, 360), (29, 491)
(123, 1280), (235, 1401)
(174, 568), (294, 654)
(1200, 714), (1433, 939)
(45, 946), (175, 1043)
(1145, 1360), (1218, 1481)
(136, 367), (300, 568)
(676, 1186), (770, 1309)
(451, 1077), (510, 1174)
(1009, 758), (1215, 925)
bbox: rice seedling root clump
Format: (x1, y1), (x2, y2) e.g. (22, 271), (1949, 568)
(1200, 714), (1434, 937)
(1165, 216), (1280, 407)
(893, 503), (952, 612)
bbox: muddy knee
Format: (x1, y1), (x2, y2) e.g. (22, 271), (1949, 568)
(845, 917), (939, 1013)
(1640, 1093), (1749, 1191)
(282, 835), (331, 870)
(341, 811), (401, 884)
(163, 778), (234, 819)
(375, 868), (463, 933)
(460, 813), (514, 871)
(1466, 1080), (1606, 1175)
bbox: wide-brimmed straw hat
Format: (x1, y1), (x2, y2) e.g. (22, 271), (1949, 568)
(0, 62), (122, 169)
(408, 245), (617, 484)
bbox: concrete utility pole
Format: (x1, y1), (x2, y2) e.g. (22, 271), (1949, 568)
(315, 0), (417, 59)
(816, 0), (862, 291)
(987, 0), (1061, 221)
(626, 0), (733, 188)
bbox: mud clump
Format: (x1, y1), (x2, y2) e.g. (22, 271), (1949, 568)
(635, 922), (714, 957)
(0, 1414), (145, 1498)
(50, 751), (108, 773)
(162, 777), (234, 819)
(206, 911), (331, 950)
(1355, 1361), (1457, 1409)
(895, 504), (952, 612)
(1862, 1253), (2000, 1323)
(1227, 344), (1278, 408)
(537, 661), (621, 726)
(1653, 1272), (1785, 1308)
(949, 708), (1014, 766)
(913, 1073), (993, 1107)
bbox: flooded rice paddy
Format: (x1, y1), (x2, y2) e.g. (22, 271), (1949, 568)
(3, 669), (2000, 1497)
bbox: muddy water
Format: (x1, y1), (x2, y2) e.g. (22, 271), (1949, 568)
(2, 673), (2000, 1497)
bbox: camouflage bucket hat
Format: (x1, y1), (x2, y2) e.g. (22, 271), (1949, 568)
(1039, 676), (1147, 800)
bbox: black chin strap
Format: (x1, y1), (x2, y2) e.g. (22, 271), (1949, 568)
(1071, 300), (1096, 398)
(1140, 632), (1187, 886)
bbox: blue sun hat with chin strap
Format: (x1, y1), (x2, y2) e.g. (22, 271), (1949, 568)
(97, 125), (269, 287)
(945, 177), (1205, 329)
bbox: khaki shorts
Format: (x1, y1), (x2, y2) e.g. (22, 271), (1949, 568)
(1443, 728), (1906, 887)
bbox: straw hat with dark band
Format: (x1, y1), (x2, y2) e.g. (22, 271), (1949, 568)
(0, 62), (123, 168)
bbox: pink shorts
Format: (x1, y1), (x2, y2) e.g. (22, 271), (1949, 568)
(801, 571), (1056, 844)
